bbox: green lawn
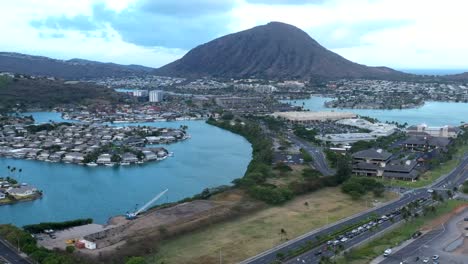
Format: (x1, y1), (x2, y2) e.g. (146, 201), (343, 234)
(335, 200), (467, 264)
(378, 143), (468, 188)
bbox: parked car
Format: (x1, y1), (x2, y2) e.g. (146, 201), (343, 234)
(432, 255), (439, 260)
(383, 248), (392, 257)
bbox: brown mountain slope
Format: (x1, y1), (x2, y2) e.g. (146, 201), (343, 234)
(156, 22), (407, 80)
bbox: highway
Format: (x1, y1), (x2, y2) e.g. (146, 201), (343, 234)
(0, 239), (30, 264)
(286, 133), (335, 176)
(241, 154), (468, 264)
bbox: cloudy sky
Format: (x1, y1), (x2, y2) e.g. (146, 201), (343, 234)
(2, 0), (467, 70)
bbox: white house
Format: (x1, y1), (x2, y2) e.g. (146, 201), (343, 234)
(63, 152), (84, 163)
(79, 239), (96, 250)
(7, 186), (37, 197)
(97, 153), (112, 164)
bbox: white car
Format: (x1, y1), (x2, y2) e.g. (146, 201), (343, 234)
(340, 237), (348, 243)
(383, 248), (392, 257)
(422, 257), (430, 263)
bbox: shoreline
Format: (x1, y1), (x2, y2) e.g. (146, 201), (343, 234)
(0, 192), (42, 206)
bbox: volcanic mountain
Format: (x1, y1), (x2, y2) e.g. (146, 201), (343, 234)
(156, 22), (407, 80)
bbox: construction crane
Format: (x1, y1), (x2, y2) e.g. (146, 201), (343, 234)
(126, 189), (168, 220)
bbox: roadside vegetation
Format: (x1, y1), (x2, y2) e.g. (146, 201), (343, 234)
(293, 125), (318, 142)
(207, 117), (355, 205)
(341, 177), (385, 200)
(0, 224), (87, 264)
(335, 199), (466, 264)
(462, 180), (468, 194)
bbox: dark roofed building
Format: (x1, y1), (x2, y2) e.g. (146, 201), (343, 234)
(352, 147), (420, 181)
(402, 136), (451, 151)
(352, 148), (392, 164)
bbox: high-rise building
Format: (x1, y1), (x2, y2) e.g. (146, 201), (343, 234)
(133, 90), (148, 97)
(149, 90), (164, 102)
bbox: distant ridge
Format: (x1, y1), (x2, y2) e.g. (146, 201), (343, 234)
(0, 52), (154, 80)
(156, 22), (408, 80)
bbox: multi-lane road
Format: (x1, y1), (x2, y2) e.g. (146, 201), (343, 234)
(0, 239), (30, 264)
(242, 154), (468, 264)
(286, 133), (335, 176)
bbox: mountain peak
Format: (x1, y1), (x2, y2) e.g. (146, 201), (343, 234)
(156, 22), (405, 80)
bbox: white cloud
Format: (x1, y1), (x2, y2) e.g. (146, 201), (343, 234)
(1, 0), (468, 69)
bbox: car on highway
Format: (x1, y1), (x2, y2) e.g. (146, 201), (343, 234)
(427, 189), (434, 193)
(412, 231), (422, 238)
(383, 248), (392, 257)
(340, 237), (348, 243)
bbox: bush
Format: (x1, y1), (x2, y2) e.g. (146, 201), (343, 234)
(274, 162), (293, 173)
(248, 186), (293, 205)
(23, 218), (93, 234)
(300, 148), (313, 162)
(126, 256), (147, 264)
(302, 168), (321, 179)
(65, 246), (75, 253)
(341, 177), (385, 199)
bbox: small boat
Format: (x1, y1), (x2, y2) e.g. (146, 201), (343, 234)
(136, 161), (144, 164)
(105, 163), (115, 167)
(168, 152), (174, 157)
(121, 162), (130, 166)
(87, 162), (98, 167)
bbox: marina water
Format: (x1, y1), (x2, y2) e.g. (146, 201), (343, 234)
(0, 113), (252, 226)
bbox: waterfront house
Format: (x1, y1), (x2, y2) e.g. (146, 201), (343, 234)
(63, 152), (84, 163)
(97, 153), (112, 164)
(122, 153), (138, 163)
(37, 151), (50, 160)
(49, 151), (64, 162)
(7, 186), (37, 197)
(142, 150), (158, 161)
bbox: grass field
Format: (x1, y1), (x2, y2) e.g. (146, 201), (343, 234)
(148, 188), (397, 264)
(336, 199), (467, 264)
(378, 143), (468, 188)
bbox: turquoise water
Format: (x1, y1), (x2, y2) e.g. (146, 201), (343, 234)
(285, 97), (468, 126)
(398, 69), (468, 75)
(21, 112), (71, 124)
(0, 114), (252, 226)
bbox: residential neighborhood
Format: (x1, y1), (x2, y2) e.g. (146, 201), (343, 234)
(0, 121), (189, 166)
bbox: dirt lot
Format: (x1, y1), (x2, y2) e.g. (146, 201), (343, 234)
(78, 189), (261, 258)
(149, 187), (397, 264)
(37, 224), (113, 250)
